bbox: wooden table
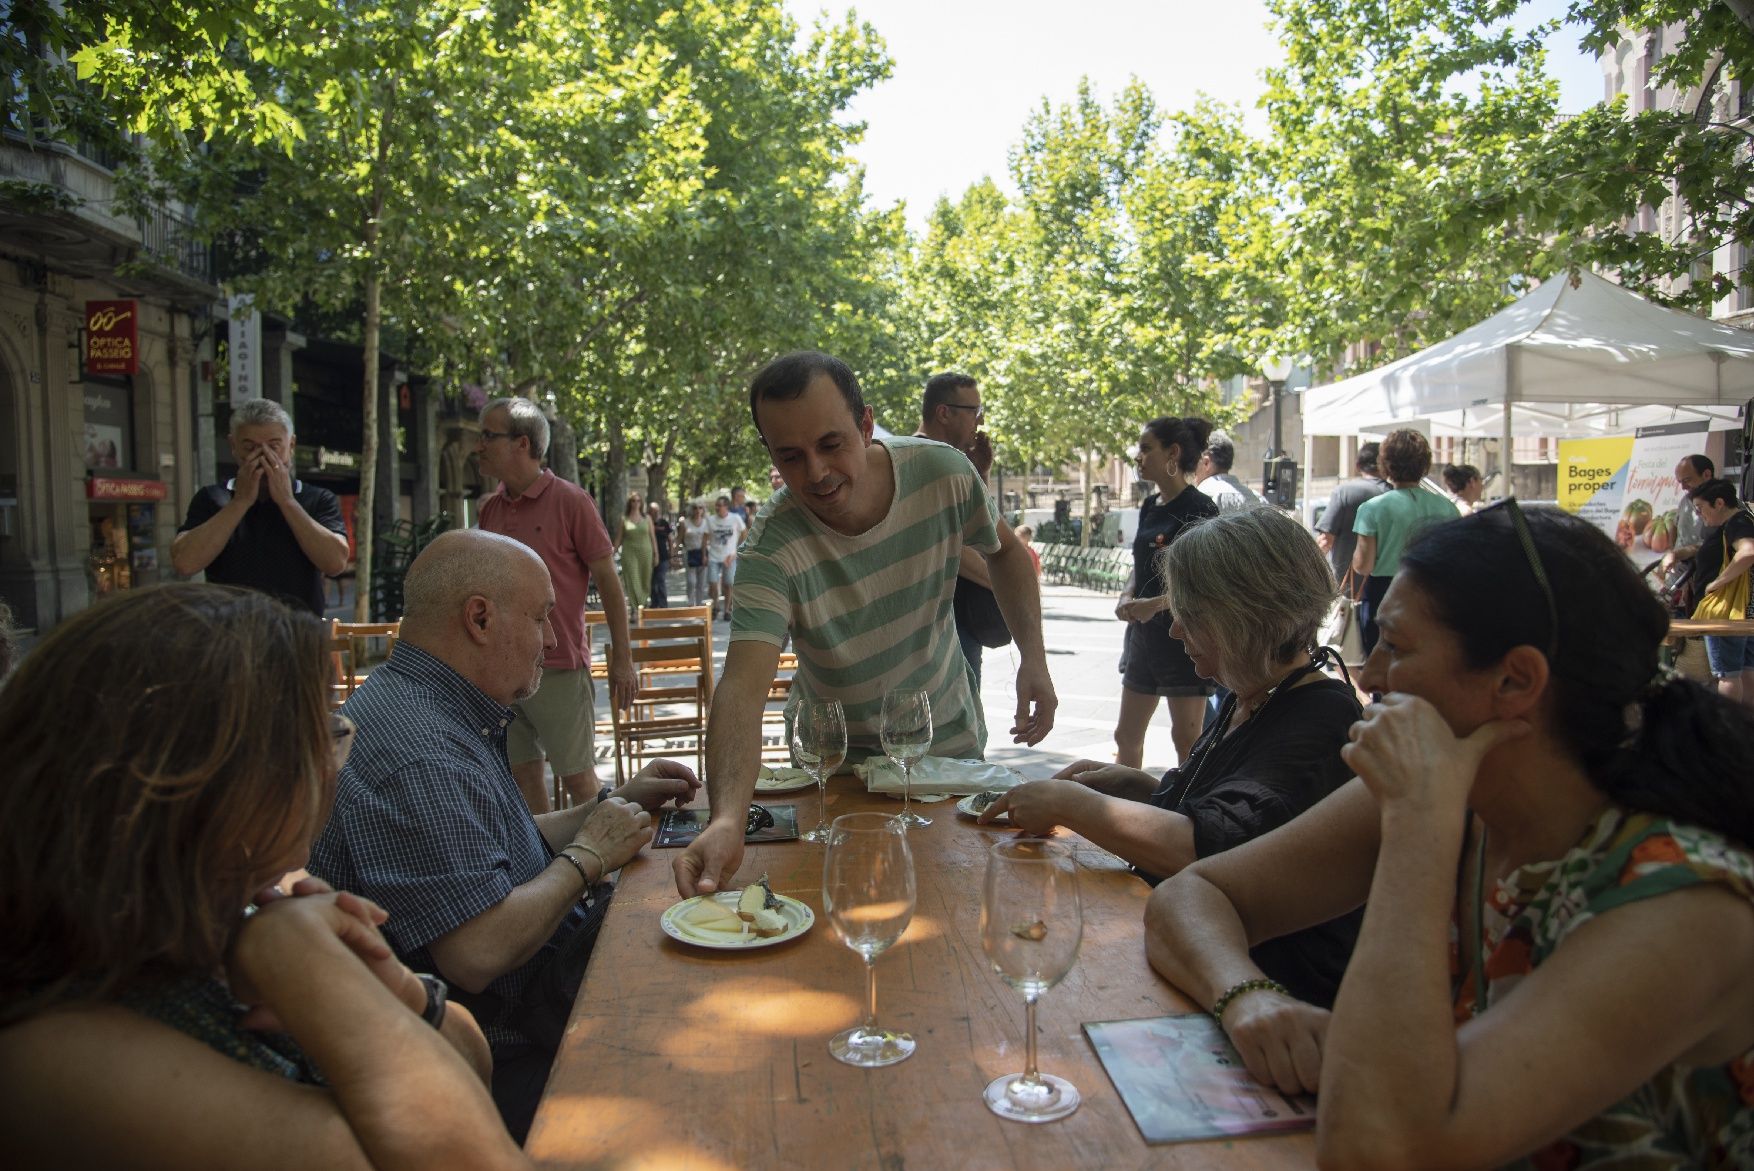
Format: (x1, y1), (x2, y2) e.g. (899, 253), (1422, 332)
(1669, 617), (1754, 636)
(527, 780), (1315, 1170)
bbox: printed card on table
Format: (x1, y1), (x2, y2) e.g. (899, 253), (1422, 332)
(652, 805), (799, 849)
(1083, 1014), (1315, 1143)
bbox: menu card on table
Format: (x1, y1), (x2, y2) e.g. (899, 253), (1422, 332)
(652, 804), (799, 849)
(1083, 1014), (1316, 1143)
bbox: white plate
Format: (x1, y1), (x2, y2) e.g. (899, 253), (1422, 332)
(754, 766), (817, 794)
(957, 791), (1013, 824)
(661, 890), (815, 950)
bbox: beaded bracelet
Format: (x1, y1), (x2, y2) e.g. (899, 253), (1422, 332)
(1210, 977), (1289, 1023)
(555, 848), (593, 889)
(563, 842), (610, 882)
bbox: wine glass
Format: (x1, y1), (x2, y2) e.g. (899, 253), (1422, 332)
(980, 838), (1083, 1122)
(793, 698), (847, 844)
(822, 812), (917, 1067)
(879, 688), (933, 827)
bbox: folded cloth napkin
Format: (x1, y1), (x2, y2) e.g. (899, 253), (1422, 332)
(857, 756), (1019, 798)
(754, 766), (814, 790)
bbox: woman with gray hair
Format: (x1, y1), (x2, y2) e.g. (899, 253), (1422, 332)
(982, 506), (1362, 1005)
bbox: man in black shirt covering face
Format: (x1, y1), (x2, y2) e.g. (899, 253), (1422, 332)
(172, 399), (349, 615)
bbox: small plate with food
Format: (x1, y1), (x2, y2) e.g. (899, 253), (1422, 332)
(957, 790), (1013, 824)
(661, 876), (814, 949)
(753, 765), (816, 794)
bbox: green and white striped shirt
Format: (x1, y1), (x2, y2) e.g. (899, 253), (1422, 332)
(731, 437), (999, 759)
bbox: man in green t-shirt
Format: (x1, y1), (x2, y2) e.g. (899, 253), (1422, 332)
(1351, 428), (1459, 654)
(674, 351), (1057, 897)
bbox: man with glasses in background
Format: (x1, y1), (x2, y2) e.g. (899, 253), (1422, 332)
(475, 396), (637, 813)
(917, 371), (1014, 688)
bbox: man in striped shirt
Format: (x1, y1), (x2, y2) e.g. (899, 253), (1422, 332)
(674, 351), (1057, 897)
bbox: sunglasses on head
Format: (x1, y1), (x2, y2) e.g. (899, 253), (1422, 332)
(1475, 497), (1559, 664)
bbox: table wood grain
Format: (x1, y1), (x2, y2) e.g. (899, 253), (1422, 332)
(528, 779), (1316, 1170)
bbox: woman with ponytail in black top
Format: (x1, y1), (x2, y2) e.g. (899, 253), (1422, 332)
(1145, 504), (1754, 1171)
(1113, 415), (1219, 767)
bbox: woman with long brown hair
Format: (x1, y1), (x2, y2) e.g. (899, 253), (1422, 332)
(0, 585), (525, 1169)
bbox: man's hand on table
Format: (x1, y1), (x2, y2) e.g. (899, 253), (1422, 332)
(571, 795), (654, 873)
(1010, 659), (1057, 745)
(614, 759), (700, 811)
(673, 816), (744, 897)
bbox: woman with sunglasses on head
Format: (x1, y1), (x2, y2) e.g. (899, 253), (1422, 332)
(0, 585), (526, 1170)
(1145, 504), (1754, 1171)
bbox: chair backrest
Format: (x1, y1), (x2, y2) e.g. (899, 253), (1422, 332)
(638, 604), (712, 625)
(619, 619), (714, 712)
(329, 620), (400, 698)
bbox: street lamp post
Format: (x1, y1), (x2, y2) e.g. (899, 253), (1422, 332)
(1262, 355), (1294, 461)
(1260, 356), (1295, 506)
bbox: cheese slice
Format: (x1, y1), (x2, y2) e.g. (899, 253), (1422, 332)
(683, 898), (748, 934)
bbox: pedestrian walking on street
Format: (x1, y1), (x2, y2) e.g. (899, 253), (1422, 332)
(616, 493), (654, 623)
(1112, 415), (1218, 767)
(678, 502), (709, 605)
(648, 501), (673, 609)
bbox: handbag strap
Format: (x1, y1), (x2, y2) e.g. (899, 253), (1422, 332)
(1338, 567), (1364, 601)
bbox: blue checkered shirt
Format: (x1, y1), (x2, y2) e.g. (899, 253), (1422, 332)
(308, 642), (586, 1051)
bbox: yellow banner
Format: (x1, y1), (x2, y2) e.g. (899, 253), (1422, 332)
(1557, 436), (1633, 517)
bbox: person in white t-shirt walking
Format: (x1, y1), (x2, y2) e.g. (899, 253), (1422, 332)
(705, 494), (747, 620)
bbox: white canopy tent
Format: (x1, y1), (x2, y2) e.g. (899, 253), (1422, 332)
(1301, 271), (1754, 445)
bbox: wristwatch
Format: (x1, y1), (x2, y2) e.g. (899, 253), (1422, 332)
(414, 972), (448, 1030)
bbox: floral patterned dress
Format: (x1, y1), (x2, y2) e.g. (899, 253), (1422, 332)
(1450, 806), (1754, 1170)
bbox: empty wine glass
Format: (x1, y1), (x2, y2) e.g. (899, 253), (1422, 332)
(980, 838), (1082, 1122)
(793, 698), (847, 844)
(879, 688), (932, 827)
(822, 812), (916, 1067)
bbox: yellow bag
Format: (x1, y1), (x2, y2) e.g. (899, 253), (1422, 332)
(1694, 533), (1752, 621)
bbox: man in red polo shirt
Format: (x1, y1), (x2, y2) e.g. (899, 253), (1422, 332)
(476, 397), (636, 811)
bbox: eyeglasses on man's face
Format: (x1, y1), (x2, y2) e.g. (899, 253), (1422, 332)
(478, 429), (513, 443)
(943, 402), (985, 423)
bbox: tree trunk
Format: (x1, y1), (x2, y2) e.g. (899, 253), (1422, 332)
(605, 414), (627, 540)
(354, 79), (394, 620)
(356, 234), (382, 620)
(547, 406), (580, 486)
(647, 428), (676, 509)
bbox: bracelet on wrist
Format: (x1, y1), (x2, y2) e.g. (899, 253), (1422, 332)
(562, 842), (608, 883)
(556, 847), (595, 888)
(1210, 977), (1289, 1023)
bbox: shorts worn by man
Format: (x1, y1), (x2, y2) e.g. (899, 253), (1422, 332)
(171, 399), (349, 615)
(308, 530), (695, 1143)
(475, 396), (635, 812)
(673, 350), (1058, 900)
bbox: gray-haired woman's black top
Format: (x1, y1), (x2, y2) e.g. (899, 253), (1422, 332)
(1140, 672), (1365, 1007)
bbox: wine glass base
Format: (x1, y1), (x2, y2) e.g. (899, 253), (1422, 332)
(800, 825), (832, 843)
(983, 1072), (1080, 1123)
(896, 809), (932, 827)
(829, 1025), (915, 1068)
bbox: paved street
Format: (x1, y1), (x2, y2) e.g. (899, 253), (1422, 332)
(681, 572), (1183, 784)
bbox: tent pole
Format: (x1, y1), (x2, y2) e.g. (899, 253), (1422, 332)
(1501, 400), (1514, 500)
(1302, 430), (1316, 527)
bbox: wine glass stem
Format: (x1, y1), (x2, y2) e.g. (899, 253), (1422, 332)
(863, 956), (880, 1030)
(815, 768), (828, 833)
(901, 762), (912, 818)
(1023, 993), (1041, 1083)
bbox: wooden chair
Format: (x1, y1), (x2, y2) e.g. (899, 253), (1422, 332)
(610, 619), (713, 782)
(329, 620), (400, 703)
(759, 651), (799, 764)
